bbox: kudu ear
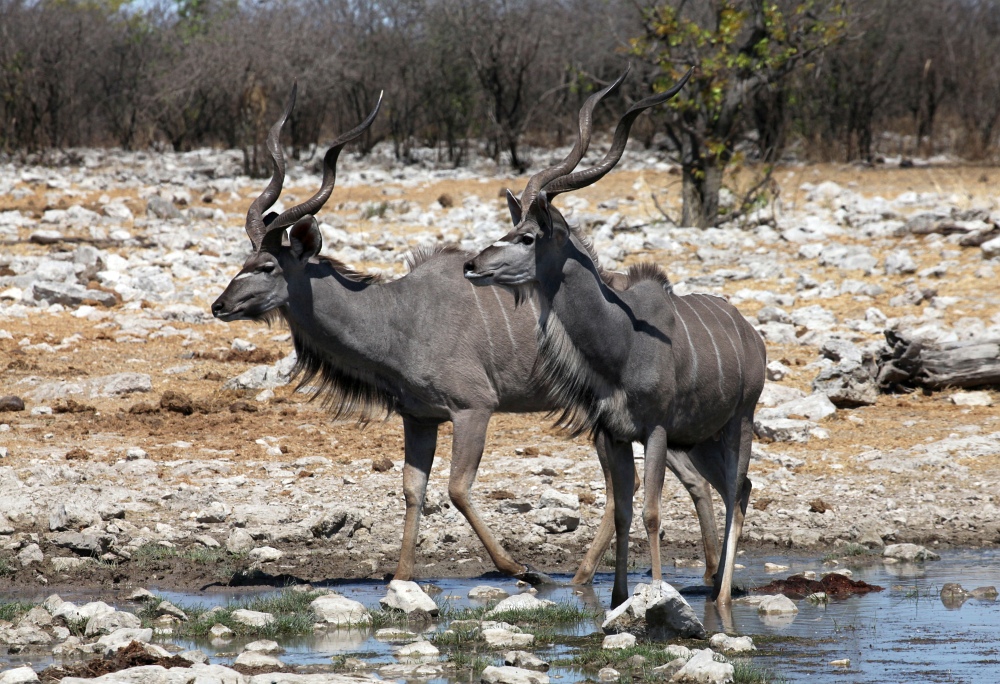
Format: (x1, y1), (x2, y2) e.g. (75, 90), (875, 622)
(506, 189), (522, 225)
(261, 226), (284, 253)
(289, 216), (323, 262)
(535, 192), (568, 244)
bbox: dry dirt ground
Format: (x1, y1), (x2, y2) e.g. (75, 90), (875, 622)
(1, 160), (999, 593)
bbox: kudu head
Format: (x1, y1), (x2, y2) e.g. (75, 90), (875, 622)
(212, 85), (382, 322)
(463, 67), (691, 289)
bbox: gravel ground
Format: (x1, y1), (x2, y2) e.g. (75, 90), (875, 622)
(1, 144), (999, 597)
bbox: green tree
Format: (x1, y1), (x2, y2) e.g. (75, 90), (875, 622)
(633, 0), (845, 227)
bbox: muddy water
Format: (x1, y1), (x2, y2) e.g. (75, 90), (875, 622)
(4, 550), (999, 682)
(163, 550), (999, 683)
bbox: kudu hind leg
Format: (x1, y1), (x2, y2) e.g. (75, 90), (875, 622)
(447, 409), (525, 577)
(712, 413), (754, 604)
(665, 448), (721, 586)
(394, 418), (438, 581)
(572, 433), (641, 585)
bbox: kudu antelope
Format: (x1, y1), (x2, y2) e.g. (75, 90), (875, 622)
(464, 68), (766, 606)
(211, 83), (724, 593)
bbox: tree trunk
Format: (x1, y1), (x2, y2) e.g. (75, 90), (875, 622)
(681, 163), (723, 228)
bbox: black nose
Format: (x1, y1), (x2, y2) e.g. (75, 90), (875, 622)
(211, 300), (224, 317)
(463, 260), (475, 274)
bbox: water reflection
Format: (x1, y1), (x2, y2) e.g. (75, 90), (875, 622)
(2, 550), (997, 684)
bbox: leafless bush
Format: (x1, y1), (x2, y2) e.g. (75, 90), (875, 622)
(0, 0), (999, 167)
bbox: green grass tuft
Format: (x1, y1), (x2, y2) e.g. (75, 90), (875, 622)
(0, 599), (35, 622)
(138, 588), (327, 639)
(441, 600), (601, 626)
(732, 658), (786, 684)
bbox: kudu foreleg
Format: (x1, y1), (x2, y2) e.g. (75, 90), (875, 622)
(393, 418), (438, 581)
(607, 437), (636, 608)
(642, 426), (668, 586)
(447, 409), (525, 577)
(571, 434), (641, 585)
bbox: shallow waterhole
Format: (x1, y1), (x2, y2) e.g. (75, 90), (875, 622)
(2, 549), (998, 683)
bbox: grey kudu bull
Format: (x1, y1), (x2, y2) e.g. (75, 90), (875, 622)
(464, 68), (766, 605)
(211, 84), (723, 600)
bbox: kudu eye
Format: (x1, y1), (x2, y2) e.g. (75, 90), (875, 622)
(259, 262), (276, 273)
(519, 233), (535, 246)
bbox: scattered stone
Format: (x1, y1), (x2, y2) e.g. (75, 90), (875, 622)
(231, 609), (275, 627)
(235, 650), (284, 668)
(596, 667), (620, 682)
(504, 651), (549, 671)
(757, 595), (799, 615)
(0, 666), (39, 684)
(531, 507), (580, 533)
(487, 593), (555, 616)
(156, 601), (188, 621)
(310, 595), (371, 626)
(754, 417), (821, 443)
(765, 360), (790, 381)
(764, 562), (789, 573)
(396, 639), (439, 659)
(372, 456), (394, 472)
(971, 586), (998, 600)
(602, 632), (636, 649)
(0, 396), (25, 412)
(380, 580), (439, 616)
(470, 585), (510, 601)
(950, 391), (994, 407)
(84, 610), (143, 637)
(249, 546), (284, 563)
(883, 543), (940, 562)
(670, 649), (734, 684)
(17, 543), (43, 566)
(226, 528), (254, 554)
(128, 588), (157, 602)
(481, 666), (549, 684)
(96, 628), (154, 653)
(830, 659), (851, 668)
(538, 489), (579, 510)
(245, 639), (283, 653)
(375, 627), (420, 643)
(147, 196), (182, 219)
(482, 628), (535, 648)
(210, 624), (234, 639)
(602, 582), (705, 640)
(709, 633), (755, 653)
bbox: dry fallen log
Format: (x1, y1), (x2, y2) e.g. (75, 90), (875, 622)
(877, 330), (1000, 391)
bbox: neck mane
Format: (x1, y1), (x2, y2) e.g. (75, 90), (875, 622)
(529, 226), (671, 440)
(258, 245), (463, 422)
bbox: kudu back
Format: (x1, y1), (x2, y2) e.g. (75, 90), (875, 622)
(212, 83), (724, 592)
(464, 67), (766, 607)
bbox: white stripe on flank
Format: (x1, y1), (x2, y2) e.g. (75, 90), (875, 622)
(528, 296), (539, 320)
(233, 271), (254, 281)
(702, 296), (742, 378)
(471, 287), (495, 359)
(717, 303), (748, 378)
(684, 296), (724, 396)
(492, 286), (517, 349)
(673, 298), (698, 382)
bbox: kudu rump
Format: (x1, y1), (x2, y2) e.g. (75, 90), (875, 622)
(465, 68), (766, 606)
(211, 84), (724, 595)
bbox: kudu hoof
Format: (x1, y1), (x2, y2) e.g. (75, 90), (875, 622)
(515, 565), (556, 586)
